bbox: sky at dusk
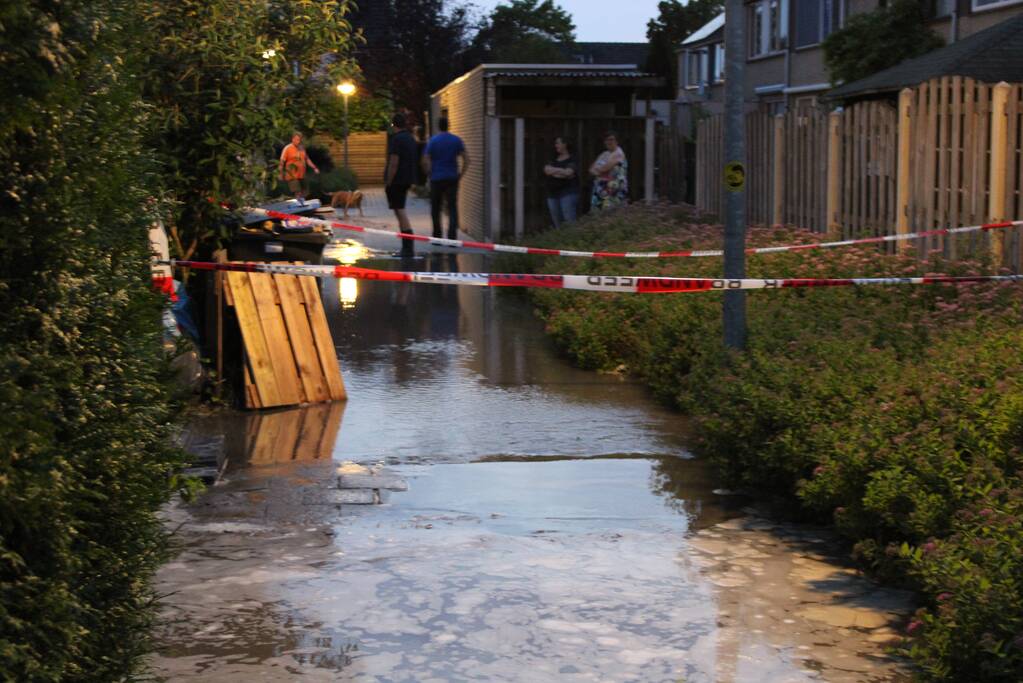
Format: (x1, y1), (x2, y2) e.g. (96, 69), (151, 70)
(469, 0), (664, 43)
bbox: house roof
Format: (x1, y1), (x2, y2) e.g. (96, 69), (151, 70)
(828, 13), (1023, 100)
(681, 13), (725, 47)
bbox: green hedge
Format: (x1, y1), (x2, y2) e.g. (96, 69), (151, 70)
(506, 205), (1023, 681)
(1, 1), (186, 679)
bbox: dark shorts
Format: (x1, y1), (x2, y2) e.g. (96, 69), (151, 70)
(385, 184), (410, 210)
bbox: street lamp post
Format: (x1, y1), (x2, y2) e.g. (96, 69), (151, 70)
(336, 82), (356, 169)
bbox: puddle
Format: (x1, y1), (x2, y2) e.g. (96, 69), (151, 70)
(153, 253), (912, 681)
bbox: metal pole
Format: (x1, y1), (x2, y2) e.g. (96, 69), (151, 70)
(723, 0), (747, 350)
(342, 94), (350, 168)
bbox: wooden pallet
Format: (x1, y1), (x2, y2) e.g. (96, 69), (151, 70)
(224, 265), (346, 409)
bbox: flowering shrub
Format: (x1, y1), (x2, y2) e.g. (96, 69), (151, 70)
(507, 204), (1023, 681)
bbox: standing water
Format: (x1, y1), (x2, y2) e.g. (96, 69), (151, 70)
(152, 249), (913, 682)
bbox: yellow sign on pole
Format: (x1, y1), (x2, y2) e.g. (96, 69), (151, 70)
(724, 161), (745, 192)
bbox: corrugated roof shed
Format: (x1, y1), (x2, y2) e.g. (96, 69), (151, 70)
(828, 13), (1023, 100)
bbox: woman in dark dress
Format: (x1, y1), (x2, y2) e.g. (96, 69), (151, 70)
(543, 137), (579, 228)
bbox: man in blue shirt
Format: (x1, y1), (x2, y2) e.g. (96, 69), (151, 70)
(423, 117), (469, 240)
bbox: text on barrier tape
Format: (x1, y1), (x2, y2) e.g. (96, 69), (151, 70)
(247, 207), (1021, 260)
(161, 260), (1023, 294)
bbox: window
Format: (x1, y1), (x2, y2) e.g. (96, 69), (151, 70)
(794, 0), (844, 48)
(713, 43), (725, 82)
(685, 49), (705, 88)
(972, 0), (1023, 10)
(749, 0), (789, 57)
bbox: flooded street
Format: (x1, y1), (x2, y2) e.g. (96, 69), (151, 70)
(152, 244), (914, 682)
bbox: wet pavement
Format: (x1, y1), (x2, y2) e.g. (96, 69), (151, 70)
(152, 207), (915, 681)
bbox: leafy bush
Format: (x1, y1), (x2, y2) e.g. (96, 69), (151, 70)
(309, 166), (359, 196)
(508, 204), (1023, 680)
(305, 144), (336, 173)
(1, 1), (186, 679)
(823, 0), (944, 86)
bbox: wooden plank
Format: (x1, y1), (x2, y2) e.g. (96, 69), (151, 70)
(976, 84), (991, 254)
(298, 275), (347, 401)
(858, 103), (869, 238)
(949, 77), (963, 259)
(878, 106), (889, 243)
(989, 82), (1011, 264)
(274, 273), (332, 404)
(248, 272), (303, 406)
(243, 354), (261, 410)
(962, 79), (977, 227)
(226, 270), (282, 408)
(842, 108), (852, 238)
(924, 79), (939, 235)
(914, 84), (929, 252)
(937, 77), (950, 252)
(865, 103), (875, 236)
(1003, 85), (1019, 225)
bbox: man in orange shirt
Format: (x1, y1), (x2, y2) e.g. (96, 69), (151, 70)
(279, 131), (319, 202)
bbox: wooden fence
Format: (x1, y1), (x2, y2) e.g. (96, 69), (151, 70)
(693, 78), (1023, 270)
(312, 132), (387, 186)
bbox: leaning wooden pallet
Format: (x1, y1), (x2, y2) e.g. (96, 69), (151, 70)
(224, 264), (346, 409)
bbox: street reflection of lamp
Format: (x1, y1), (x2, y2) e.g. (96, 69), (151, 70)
(336, 81), (356, 169)
(323, 239), (369, 309)
(339, 277), (358, 309)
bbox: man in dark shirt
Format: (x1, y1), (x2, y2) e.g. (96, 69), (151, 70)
(384, 112), (419, 256)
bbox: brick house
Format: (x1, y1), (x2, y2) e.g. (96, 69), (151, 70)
(676, 0), (1023, 120)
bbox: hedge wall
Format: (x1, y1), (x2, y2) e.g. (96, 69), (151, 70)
(0, 1), (185, 679)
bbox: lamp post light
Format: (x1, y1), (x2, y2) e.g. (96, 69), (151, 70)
(336, 81), (356, 169)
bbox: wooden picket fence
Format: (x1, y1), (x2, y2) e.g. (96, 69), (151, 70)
(693, 78), (1023, 270)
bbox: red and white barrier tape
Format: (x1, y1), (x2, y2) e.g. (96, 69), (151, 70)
(162, 260), (1023, 294)
(249, 207), (1021, 260)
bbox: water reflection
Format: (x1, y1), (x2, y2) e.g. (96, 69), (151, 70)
(323, 239), (372, 309)
(184, 402), (346, 473)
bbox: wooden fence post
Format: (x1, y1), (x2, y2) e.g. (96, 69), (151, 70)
(826, 111), (841, 238)
(645, 116), (656, 204)
(988, 82), (1010, 265)
(772, 115), (784, 226)
(895, 88), (914, 251)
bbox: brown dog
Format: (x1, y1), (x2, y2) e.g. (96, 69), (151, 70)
(330, 190), (364, 218)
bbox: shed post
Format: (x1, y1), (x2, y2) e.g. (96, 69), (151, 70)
(772, 114), (784, 226)
(988, 82), (1010, 265)
(487, 117), (501, 242)
(514, 118), (525, 240)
